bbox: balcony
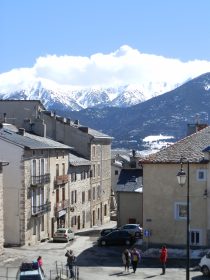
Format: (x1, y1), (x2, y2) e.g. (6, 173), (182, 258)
(32, 201), (51, 216)
(54, 199), (69, 213)
(54, 174), (69, 186)
(31, 174), (50, 186)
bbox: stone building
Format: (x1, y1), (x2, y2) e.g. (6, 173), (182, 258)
(0, 100), (112, 227)
(0, 124), (72, 245)
(0, 161), (9, 253)
(69, 151), (91, 230)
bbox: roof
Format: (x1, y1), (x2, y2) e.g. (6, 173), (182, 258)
(115, 169), (143, 192)
(82, 127), (113, 140)
(0, 128), (73, 150)
(69, 151), (91, 166)
(140, 126), (210, 164)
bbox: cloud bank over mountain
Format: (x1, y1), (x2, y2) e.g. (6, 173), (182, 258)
(1, 45), (210, 101)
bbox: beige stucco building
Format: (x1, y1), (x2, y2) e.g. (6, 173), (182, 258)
(141, 126), (210, 248)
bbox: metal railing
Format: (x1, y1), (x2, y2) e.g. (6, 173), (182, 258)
(0, 262), (79, 280)
(32, 201), (51, 216)
(31, 173), (50, 186)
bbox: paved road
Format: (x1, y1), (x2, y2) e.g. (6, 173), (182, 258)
(0, 224), (206, 280)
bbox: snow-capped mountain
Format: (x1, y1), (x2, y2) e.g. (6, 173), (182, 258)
(0, 77), (181, 110)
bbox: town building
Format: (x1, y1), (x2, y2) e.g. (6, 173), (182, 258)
(0, 124), (72, 246)
(69, 151), (91, 230)
(112, 150), (143, 227)
(0, 160), (9, 254)
(0, 100), (112, 228)
(140, 126), (210, 247)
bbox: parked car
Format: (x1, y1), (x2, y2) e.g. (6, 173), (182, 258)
(53, 228), (74, 242)
(98, 230), (134, 246)
(120, 224), (143, 238)
(17, 262), (46, 280)
(100, 227), (119, 236)
(199, 251), (210, 276)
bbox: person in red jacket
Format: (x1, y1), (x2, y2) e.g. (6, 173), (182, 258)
(160, 245), (168, 275)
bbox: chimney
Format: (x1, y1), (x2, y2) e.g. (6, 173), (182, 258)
(18, 128), (25, 136)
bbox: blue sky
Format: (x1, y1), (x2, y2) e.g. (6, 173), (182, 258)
(1, 0), (210, 74)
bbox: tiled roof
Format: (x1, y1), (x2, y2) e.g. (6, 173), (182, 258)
(0, 128), (73, 150)
(140, 126), (210, 163)
(115, 169), (143, 192)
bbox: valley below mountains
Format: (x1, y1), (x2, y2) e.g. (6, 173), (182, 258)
(51, 72), (210, 150)
(1, 72), (210, 150)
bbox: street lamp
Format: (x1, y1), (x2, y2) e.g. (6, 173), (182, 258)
(176, 157), (190, 280)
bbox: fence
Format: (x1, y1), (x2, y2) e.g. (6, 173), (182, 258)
(0, 262), (79, 280)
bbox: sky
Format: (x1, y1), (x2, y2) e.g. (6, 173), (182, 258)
(1, 0), (210, 90)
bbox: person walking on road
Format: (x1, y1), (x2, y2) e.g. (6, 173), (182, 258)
(37, 256), (45, 275)
(160, 245), (168, 275)
(65, 249), (76, 278)
(122, 248), (131, 272)
(131, 248), (140, 273)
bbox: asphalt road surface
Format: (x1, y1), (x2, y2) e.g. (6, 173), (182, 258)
(0, 227), (207, 280)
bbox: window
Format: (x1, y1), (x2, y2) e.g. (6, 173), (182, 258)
(71, 191), (74, 204)
(71, 190), (77, 204)
(175, 202), (191, 220)
(62, 163), (65, 175)
(97, 164), (100, 177)
(197, 169), (207, 181)
(115, 170), (118, 175)
(93, 187), (95, 200)
(40, 159), (45, 175)
(98, 208), (100, 220)
(56, 164), (59, 177)
(93, 165), (96, 177)
(62, 187), (65, 201)
(82, 191), (85, 204)
(97, 185), (101, 198)
(71, 172), (77, 182)
(88, 190), (91, 201)
(33, 219), (36, 235)
(81, 171), (85, 180)
(92, 145), (96, 158)
(190, 230), (201, 245)
(41, 216), (44, 231)
(31, 159), (36, 184)
(104, 204), (107, 216)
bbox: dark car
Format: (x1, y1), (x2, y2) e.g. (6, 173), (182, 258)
(98, 230), (134, 246)
(100, 228), (119, 236)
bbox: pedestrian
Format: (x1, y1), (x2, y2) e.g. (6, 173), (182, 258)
(65, 249), (76, 278)
(122, 248), (131, 272)
(131, 248), (140, 273)
(37, 256), (45, 275)
(160, 245), (168, 275)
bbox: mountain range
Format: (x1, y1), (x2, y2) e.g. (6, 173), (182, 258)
(0, 72), (210, 150)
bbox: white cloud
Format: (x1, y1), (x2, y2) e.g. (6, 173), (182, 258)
(1, 45), (210, 91)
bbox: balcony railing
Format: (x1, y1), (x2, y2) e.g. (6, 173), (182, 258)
(32, 201), (51, 216)
(31, 174), (50, 186)
(54, 199), (69, 213)
(54, 174), (69, 186)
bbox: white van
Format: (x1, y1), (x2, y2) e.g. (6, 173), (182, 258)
(199, 251), (210, 276)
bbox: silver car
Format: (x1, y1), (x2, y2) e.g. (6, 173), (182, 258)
(53, 228), (74, 242)
(120, 224), (143, 238)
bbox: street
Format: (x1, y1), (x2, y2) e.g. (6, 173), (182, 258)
(0, 228), (207, 280)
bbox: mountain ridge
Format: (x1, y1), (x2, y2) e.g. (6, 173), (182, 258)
(1, 72), (210, 150)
